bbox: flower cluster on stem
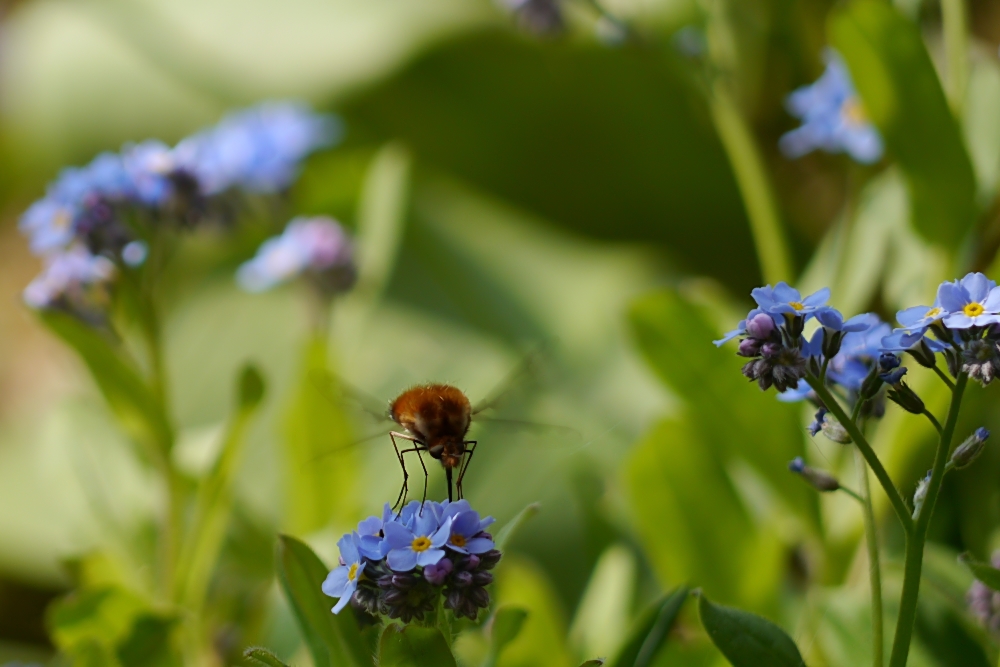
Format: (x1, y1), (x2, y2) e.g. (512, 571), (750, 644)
(322, 500), (501, 623)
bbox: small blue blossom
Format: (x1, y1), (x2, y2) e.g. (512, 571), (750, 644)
(827, 320), (890, 391)
(175, 101), (340, 195)
(815, 310), (876, 332)
(751, 282), (831, 318)
(236, 216), (356, 294)
(23, 245), (115, 312)
(895, 300), (947, 336)
(779, 49), (883, 164)
(937, 272), (1000, 329)
(383, 513), (452, 572)
(356, 515), (387, 560)
(19, 198), (78, 255)
(880, 330), (948, 355)
(321, 532), (366, 614)
(121, 140), (178, 206)
(446, 510), (496, 555)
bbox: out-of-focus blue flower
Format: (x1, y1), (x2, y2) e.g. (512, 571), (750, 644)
(779, 49), (883, 164)
(121, 241), (149, 267)
(383, 513), (452, 572)
(122, 140), (178, 206)
(23, 245), (115, 311)
(937, 272), (1000, 329)
(751, 282), (831, 318)
(880, 366), (908, 385)
(895, 301), (946, 336)
(446, 510), (495, 555)
(777, 378), (813, 402)
(816, 310), (876, 332)
(880, 330), (948, 355)
(236, 216), (356, 293)
(321, 532), (366, 614)
(176, 101), (339, 195)
(19, 198), (78, 254)
(827, 321), (890, 390)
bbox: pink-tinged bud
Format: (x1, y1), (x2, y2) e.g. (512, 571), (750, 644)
(738, 338), (762, 357)
(746, 313), (775, 339)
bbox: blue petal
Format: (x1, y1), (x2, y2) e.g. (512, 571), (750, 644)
(464, 537), (495, 554)
(943, 312), (975, 329)
(896, 305), (932, 328)
(983, 286), (1000, 313)
(337, 533), (360, 564)
(430, 518), (453, 549)
(776, 379), (812, 402)
(412, 509), (440, 538)
(357, 516), (382, 535)
(751, 285), (777, 309)
(961, 272), (994, 303)
(451, 512), (481, 538)
(415, 549), (445, 567)
(842, 312), (877, 332)
(322, 566), (350, 598)
(772, 282), (801, 304)
(713, 327), (744, 347)
(387, 548), (418, 572)
(815, 308), (844, 329)
(802, 287), (830, 308)
(382, 521), (414, 549)
(937, 282), (969, 313)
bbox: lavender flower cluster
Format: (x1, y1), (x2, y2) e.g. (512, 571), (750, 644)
(322, 500), (500, 623)
(20, 101), (338, 318)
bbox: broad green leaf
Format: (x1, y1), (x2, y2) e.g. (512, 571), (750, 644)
(38, 311), (172, 454)
(484, 606), (529, 667)
(379, 626), (457, 667)
(830, 0), (977, 249)
(608, 586), (688, 667)
(697, 593), (806, 667)
(243, 647), (292, 667)
(173, 364), (267, 610)
(628, 289), (816, 529)
(494, 556), (573, 667)
(569, 544), (635, 660)
(964, 58), (1000, 204)
(284, 336), (358, 534)
(959, 553), (1000, 591)
(274, 535), (369, 667)
(495, 502), (541, 551)
(115, 615), (177, 667)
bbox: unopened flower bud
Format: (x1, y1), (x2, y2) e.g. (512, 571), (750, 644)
(909, 338), (940, 368)
(788, 457), (840, 492)
(821, 329), (846, 359)
(887, 381), (925, 415)
(738, 338), (762, 357)
(859, 365), (883, 400)
(746, 313), (775, 340)
(951, 428), (991, 470)
(807, 408), (827, 437)
(880, 367), (908, 385)
(879, 353), (901, 372)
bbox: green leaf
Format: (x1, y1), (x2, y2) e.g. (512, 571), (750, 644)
(173, 363), (267, 610)
(697, 592), (806, 667)
(608, 586), (688, 667)
(116, 615), (177, 667)
(959, 553), (1000, 591)
(274, 535), (370, 667)
(628, 289), (816, 529)
(829, 0), (977, 249)
(483, 606), (529, 667)
(379, 625), (457, 667)
(243, 647), (292, 667)
(495, 502), (541, 551)
(579, 662), (605, 666)
(38, 311), (172, 454)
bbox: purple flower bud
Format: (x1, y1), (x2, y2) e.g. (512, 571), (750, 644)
(761, 342), (781, 358)
(746, 313), (775, 339)
(472, 571), (494, 586)
(453, 572), (473, 587)
(879, 352), (900, 372)
(788, 457), (806, 473)
(738, 338), (763, 357)
(422, 558), (453, 586)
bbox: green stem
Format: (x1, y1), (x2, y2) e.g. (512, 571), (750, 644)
(923, 409), (943, 434)
(888, 373), (968, 667)
(941, 0), (969, 115)
(709, 83), (793, 284)
(805, 377), (913, 532)
(856, 447), (884, 667)
(932, 364), (955, 390)
(838, 485), (865, 504)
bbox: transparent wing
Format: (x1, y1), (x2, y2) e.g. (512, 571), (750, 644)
(471, 340), (552, 415)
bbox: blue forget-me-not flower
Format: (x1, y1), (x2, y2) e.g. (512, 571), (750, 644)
(779, 49), (883, 164)
(321, 533), (367, 614)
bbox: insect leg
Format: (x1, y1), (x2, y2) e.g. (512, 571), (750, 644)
(389, 431), (421, 511)
(399, 445), (430, 514)
(456, 441), (477, 500)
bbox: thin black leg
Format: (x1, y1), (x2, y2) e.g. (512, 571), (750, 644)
(389, 432), (409, 511)
(456, 441), (477, 500)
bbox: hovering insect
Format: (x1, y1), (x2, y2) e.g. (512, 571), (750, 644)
(387, 383), (478, 508)
(313, 347), (565, 510)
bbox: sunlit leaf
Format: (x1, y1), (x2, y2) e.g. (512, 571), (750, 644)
(379, 626), (457, 667)
(243, 646), (292, 667)
(274, 535), (370, 667)
(830, 0), (977, 249)
(486, 606), (529, 666)
(495, 502), (541, 551)
(697, 592), (806, 667)
(959, 552), (1000, 591)
(608, 586), (688, 667)
(38, 311), (172, 455)
(494, 556), (573, 667)
(569, 544), (635, 660)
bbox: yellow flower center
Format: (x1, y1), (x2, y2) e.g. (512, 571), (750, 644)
(347, 563), (359, 582)
(841, 97), (867, 125)
(964, 302), (985, 317)
(54, 209), (72, 230)
(789, 301), (805, 311)
(924, 307), (942, 319)
(450, 534), (467, 548)
(411, 536), (432, 552)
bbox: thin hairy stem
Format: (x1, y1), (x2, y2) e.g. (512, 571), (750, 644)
(888, 373), (967, 667)
(856, 447), (884, 667)
(806, 377), (913, 532)
(923, 409), (944, 434)
(932, 364), (955, 390)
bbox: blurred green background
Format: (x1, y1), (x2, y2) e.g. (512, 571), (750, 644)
(3, 0), (1000, 665)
